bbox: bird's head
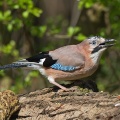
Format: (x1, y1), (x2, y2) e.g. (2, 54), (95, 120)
(86, 36), (115, 54)
(82, 36), (115, 64)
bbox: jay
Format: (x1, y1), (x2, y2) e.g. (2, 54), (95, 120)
(0, 36), (115, 91)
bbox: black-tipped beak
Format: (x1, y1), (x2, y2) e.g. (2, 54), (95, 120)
(99, 39), (116, 48)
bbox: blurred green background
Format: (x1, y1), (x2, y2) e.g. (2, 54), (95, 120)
(0, 0), (120, 94)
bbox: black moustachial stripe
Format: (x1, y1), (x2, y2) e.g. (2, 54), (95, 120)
(26, 51), (57, 67)
(92, 46), (102, 54)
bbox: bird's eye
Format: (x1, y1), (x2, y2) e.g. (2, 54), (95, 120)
(92, 41), (96, 45)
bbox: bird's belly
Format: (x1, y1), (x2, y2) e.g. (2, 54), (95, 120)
(45, 65), (98, 81)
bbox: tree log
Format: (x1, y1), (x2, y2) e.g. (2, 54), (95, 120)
(9, 82), (120, 120)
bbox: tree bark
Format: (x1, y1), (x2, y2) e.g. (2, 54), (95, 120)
(9, 82), (120, 120)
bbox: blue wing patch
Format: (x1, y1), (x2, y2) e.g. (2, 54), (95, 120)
(51, 63), (75, 71)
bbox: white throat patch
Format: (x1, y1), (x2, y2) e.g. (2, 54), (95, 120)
(90, 51), (103, 64)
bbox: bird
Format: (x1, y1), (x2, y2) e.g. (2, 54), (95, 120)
(0, 36), (115, 91)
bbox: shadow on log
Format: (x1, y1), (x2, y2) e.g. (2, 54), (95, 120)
(8, 80), (120, 120)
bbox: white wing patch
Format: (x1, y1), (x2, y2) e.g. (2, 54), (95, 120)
(39, 58), (46, 65)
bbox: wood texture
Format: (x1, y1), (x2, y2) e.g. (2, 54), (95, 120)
(10, 83), (120, 120)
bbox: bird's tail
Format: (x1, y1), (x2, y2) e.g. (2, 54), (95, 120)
(0, 62), (32, 70)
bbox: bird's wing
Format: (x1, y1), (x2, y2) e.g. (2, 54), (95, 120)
(49, 45), (85, 66)
(20, 45), (85, 71)
(19, 45), (84, 71)
(25, 51), (57, 67)
(49, 45), (85, 71)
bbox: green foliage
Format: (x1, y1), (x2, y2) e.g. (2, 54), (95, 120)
(67, 27), (86, 41)
(0, 0), (43, 93)
(67, 27), (80, 37)
(0, 41), (18, 55)
(10, 71), (39, 93)
(24, 71), (39, 84)
(0, 0), (42, 32)
(75, 33), (87, 41)
(31, 26), (47, 38)
(0, 0), (120, 94)
(78, 0), (95, 8)
(46, 16), (66, 35)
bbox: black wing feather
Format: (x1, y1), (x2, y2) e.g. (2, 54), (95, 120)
(26, 52), (48, 62)
(26, 52), (57, 67)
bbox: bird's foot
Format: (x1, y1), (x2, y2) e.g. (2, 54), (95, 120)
(58, 86), (77, 93)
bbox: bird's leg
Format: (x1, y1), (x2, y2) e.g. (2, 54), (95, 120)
(48, 76), (68, 91)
